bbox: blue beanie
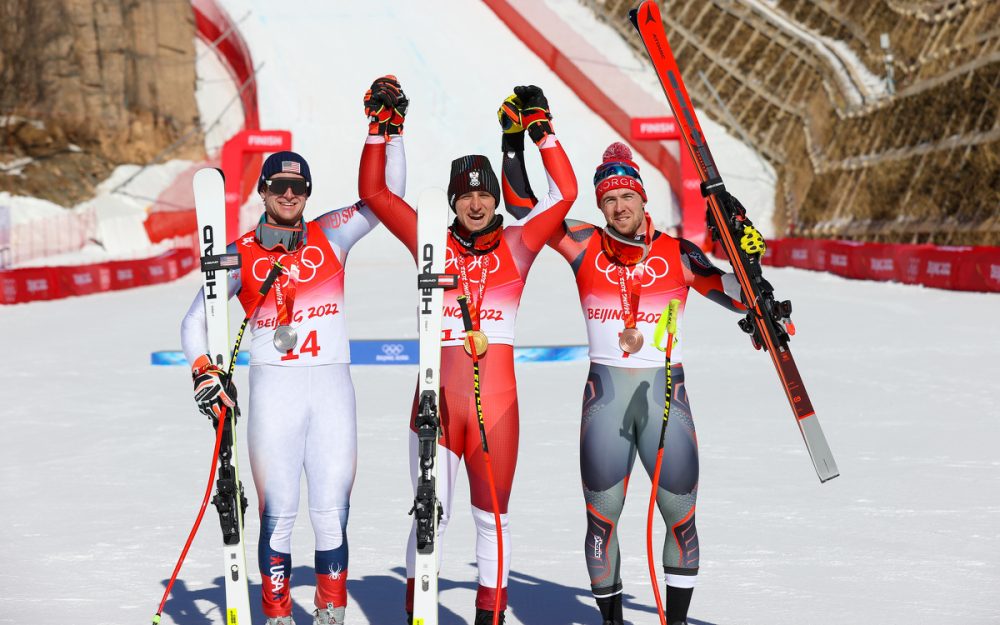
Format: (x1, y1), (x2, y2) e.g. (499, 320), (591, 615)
(258, 151), (312, 196)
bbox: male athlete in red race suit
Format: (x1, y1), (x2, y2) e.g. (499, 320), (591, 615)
(502, 139), (745, 625)
(182, 76), (409, 625)
(359, 85), (577, 625)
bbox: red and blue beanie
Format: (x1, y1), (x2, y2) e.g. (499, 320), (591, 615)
(593, 142), (646, 205)
(258, 151), (312, 196)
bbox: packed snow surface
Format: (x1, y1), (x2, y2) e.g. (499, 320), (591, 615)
(3, 2), (998, 625)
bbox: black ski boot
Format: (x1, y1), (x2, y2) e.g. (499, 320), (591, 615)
(666, 585), (694, 625)
(595, 593), (623, 625)
(474, 608), (505, 625)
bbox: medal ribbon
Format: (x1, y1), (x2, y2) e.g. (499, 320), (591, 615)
(269, 250), (302, 328)
(456, 252), (491, 331)
(616, 263), (644, 357)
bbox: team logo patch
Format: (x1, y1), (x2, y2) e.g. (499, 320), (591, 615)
(281, 161), (301, 174)
(469, 171), (481, 187)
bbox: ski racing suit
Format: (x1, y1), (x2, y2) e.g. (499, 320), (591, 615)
(358, 133), (577, 611)
(181, 137), (406, 619)
(502, 149), (743, 600)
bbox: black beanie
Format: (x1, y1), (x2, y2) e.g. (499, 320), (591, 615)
(447, 155), (500, 210)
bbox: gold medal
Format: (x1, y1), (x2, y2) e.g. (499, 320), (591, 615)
(463, 330), (489, 357)
(619, 327), (644, 354)
(273, 325), (298, 352)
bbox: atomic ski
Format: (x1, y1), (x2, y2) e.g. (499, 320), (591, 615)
(629, 1), (839, 482)
(193, 168), (255, 623)
(411, 188), (457, 625)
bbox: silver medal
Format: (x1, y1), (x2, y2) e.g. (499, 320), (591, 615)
(273, 325), (298, 352)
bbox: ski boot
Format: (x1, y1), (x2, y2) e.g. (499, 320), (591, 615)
(265, 617), (295, 625)
(666, 585), (694, 625)
(474, 608), (505, 625)
(313, 602), (345, 625)
(595, 593), (623, 625)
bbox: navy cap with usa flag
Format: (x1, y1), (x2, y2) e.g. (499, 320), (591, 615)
(258, 150), (313, 196)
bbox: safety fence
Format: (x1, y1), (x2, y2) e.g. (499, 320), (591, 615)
(0, 206), (98, 268)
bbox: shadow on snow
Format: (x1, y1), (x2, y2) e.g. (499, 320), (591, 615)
(160, 564), (716, 625)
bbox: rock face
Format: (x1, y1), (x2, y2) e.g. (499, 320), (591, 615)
(0, 0), (204, 205)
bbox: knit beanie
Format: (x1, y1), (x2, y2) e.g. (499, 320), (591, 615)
(447, 155), (500, 210)
(593, 142), (646, 205)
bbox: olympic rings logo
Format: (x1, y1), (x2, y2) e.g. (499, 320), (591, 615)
(382, 343), (405, 356)
(251, 245), (326, 284)
(595, 253), (668, 288)
(444, 248), (501, 275)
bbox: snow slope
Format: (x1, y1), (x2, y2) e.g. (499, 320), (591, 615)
(2, 2), (998, 625)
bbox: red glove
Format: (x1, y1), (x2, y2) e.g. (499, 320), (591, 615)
(365, 75), (408, 137)
(191, 354), (238, 422)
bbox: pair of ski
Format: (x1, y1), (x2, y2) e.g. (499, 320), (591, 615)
(630, 2), (839, 623)
(412, 188), (504, 625)
(155, 169), (278, 625)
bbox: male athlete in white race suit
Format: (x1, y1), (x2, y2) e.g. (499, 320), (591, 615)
(181, 76), (408, 625)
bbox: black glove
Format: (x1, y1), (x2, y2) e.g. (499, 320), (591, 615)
(497, 92), (525, 152)
(365, 75), (408, 137)
(191, 354), (238, 423)
(513, 85), (553, 145)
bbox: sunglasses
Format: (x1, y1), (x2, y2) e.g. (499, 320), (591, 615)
(593, 162), (642, 186)
(264, 178), (310, 196)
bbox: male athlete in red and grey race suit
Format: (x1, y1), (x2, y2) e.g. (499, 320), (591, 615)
(359, 85), (577, 624)
(502, 139), (745, 625)
(180, 76), (408, 625)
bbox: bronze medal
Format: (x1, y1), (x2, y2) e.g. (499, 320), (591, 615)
(618, 327), (644, 354)
(463, 329), (489, 357)
(273, 325), (298, 352)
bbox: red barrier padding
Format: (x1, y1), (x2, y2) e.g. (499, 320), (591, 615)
(1, 248), (198, 305)
(145, 209), (198, 244)
(733, 237), (1000, 293)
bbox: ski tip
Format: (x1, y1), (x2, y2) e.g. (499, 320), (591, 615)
(628, 7), (639, 28)
(192, 167), (225, 191)
(417, 187), (448, 208)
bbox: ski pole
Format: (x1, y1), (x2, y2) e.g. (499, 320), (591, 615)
(457, 295), (504, 625)
(646, 299), (680, 625)
(153, 260), (284, 624)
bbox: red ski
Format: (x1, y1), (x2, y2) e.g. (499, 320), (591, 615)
(630, 0), (839, 482)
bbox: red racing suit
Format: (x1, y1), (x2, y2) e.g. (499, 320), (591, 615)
(359, 133), (577, 611)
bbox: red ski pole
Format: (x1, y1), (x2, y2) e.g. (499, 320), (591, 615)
(646, 299), (681, 625)
(153, 261), (283, 624)
(457, 295), (504, 625)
